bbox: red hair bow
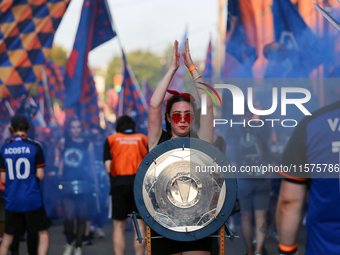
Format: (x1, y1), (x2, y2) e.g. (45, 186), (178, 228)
(167, 90), (195, 101)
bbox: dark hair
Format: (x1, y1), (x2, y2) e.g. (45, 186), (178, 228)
(10, 114), (30, 133)
(165, 95), (196, 136)
(116, 115), (136, 133)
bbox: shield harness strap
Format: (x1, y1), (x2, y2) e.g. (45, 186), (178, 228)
(220, 225), (225, 255)
(147, 225), (151, 255)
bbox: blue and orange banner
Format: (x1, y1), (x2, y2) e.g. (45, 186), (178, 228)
(142, 78), (153, 107)
(38, 60), (65, 102)
(64, 0), (116, 109)
(36, 60), (65, 124)
(0, 0), (71, 102)
(119, 50), (148, 121)
(65, 68), (100, 129)
(202, 38), (213, 79)
(64, 0), (116, 128)
(273, 0), (323, 77)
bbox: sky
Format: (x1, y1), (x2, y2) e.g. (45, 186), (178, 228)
(54, 0), (221, 68)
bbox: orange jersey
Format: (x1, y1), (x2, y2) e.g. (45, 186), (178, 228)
(106, 133), (148, 177)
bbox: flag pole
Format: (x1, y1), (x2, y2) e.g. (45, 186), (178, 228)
(41, 68), (55, 124)
(104, 0), (126, 116)
(217, 0), (228, 77)
(118, 74), (124, 117)
(28, 97), (47, 128)
(4, 100), (14, 117)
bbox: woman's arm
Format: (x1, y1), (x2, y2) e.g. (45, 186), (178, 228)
(182, 39), (214, 144)
(55, 138), (65, 177)
(148, 40), (180, 151)
(88, 142), (99, 192)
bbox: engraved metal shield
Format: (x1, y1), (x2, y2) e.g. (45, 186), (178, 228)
(134, 137), (237, 241)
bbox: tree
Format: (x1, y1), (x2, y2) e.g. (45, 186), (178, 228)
(49, 44), (67, 68)
(105, 56), (123, 91)
(105, 50), (165, 92)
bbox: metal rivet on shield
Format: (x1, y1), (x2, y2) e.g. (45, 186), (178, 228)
(145, 162), (149, 165)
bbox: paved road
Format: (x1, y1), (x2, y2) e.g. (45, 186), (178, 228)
(17, 221), (307, 255)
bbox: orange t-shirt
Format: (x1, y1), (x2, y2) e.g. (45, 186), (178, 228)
(106, 133), (148, 177)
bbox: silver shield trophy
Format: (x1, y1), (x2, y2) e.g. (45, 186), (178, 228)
(133, 137), (237, 242)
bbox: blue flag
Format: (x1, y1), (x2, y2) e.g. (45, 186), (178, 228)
(222, 0), (258, 78)
(65, 68), (101, 129)
(64, 0), (116, 109)
(273, 0), (323, 76)
(142, 78), (153, 107)
(202, 38), (213, 79)
(119, 50), (148, 118)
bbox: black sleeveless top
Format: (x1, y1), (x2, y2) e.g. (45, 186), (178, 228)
(62, 138), (91, 182)
(157, 130), (199, 145)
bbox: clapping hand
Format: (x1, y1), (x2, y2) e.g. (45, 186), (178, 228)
(169, 40), (180, 71)
(182, 38), (194, 69)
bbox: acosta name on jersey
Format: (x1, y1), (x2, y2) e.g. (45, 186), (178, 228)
(4, 147), (31, 155)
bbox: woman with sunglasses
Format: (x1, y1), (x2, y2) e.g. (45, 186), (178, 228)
(148, 39), (214, 255)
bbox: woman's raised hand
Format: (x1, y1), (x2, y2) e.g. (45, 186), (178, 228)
(169, 40), (180, 71)
(182, 38), (194, 68)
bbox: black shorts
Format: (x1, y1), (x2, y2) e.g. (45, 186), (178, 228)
(5, 206), (50, 235)
(111, 185), (137, 220)
(151, 231), (212, 254)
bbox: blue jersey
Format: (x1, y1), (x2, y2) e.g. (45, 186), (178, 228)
(0, 135), (46, 212)
(281, 100), (340, 255)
